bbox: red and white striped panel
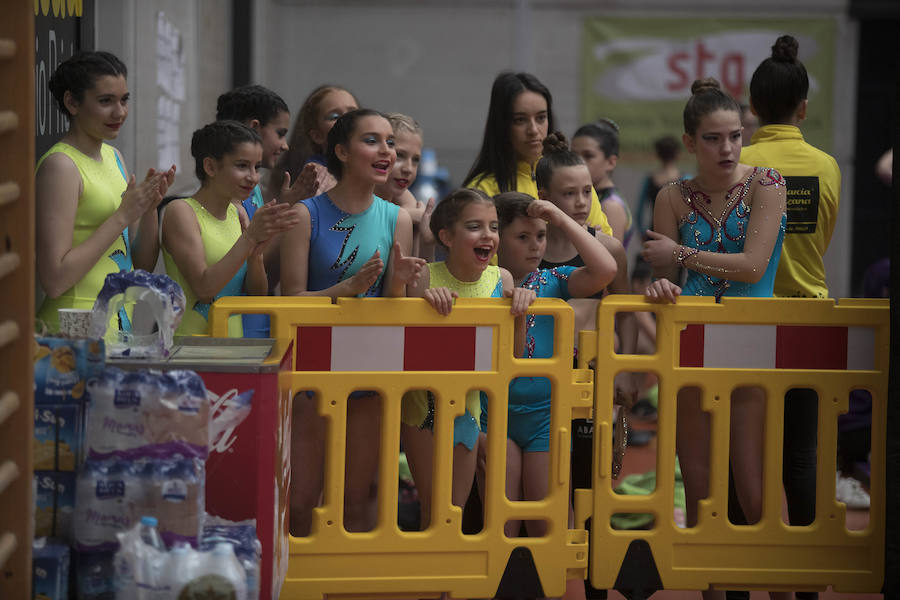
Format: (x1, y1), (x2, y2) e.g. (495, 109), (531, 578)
(679, 324), (876, 370)
(295, 326), (493, 372)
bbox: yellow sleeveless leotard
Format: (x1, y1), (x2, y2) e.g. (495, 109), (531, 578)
(162, 198), (246, 337)
(401, 263), (502, 437)
(36, 142), (131, 333)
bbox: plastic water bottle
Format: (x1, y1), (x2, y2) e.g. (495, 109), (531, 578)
(138, 516), (165, 551)
(136, 516), (165, 599)
(164, 543), (195, 598)
(206, 542), (248, 600)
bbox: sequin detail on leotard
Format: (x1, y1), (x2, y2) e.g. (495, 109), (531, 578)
(678, 167), (786, 300)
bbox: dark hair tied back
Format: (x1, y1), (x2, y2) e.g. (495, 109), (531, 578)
(190, 120), (261, 183)
(215, 84), (289, 127)
(535, 131), (585, 190)
(430, 188), (494, 247)
(325, 108), (389, 180)
(48, 50), (128, 118)
(749, 35), (808, 125)
(691, 77), (721, 96)
(494, 191), (535, 231)
(771, 35), (799, 63)
(542, 131), (569, 156)
(683, 77), (740, 135)
(573, 119), (620, 158)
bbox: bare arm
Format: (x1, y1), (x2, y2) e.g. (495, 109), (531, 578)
(279, 203), (385, 299)
(119, 150), (176, 272)
(162, 200), (257, 303)
(383, 208), (425, 297)
(396, 189), (425, 224)
(240, 205), (269, 296)
(643, 172), (786, 284)
(601, 199), (628, 245)
(36, 154), (167, 298)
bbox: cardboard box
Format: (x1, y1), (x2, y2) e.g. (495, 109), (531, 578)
(33, 404), (83, 471)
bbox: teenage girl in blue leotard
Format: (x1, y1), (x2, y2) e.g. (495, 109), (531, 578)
(281, 109), (426, 535)
(641, 78), (785, 600)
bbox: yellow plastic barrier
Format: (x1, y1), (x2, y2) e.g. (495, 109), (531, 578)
(578, 295), (888, 595)
(209, 296), (591, 599)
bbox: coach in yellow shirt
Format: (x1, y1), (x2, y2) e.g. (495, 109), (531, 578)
(740, 38), (840, 299)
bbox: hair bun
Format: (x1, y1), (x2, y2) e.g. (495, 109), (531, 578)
(690, 77), (721, 96)
(771, 35), (799, 62)
(542, 131), (569, 155)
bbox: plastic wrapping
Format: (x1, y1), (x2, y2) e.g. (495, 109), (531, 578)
(74, 457), (205, 552)
(85, 368), (209, 461)
(89, 270), (185, 358)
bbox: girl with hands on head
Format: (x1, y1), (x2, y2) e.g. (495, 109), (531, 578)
(36, 50), (176, 332)
(161, 120), (298, 337)
(401, 188), (535, 531)
(483, 192), (614, 549)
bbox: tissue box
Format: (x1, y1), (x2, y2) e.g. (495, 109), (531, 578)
(33, 404), (83, 471)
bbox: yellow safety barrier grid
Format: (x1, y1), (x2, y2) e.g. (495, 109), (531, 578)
(578, 295), (888, 597)
(210, 296), (590, 599)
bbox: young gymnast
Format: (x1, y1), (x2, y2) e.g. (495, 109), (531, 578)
(641, 79), (786, 600)
(161, 121), (298, 337)
(373, 113), (427, 254)
(215, 84), (293, 215)
(36, 50), (175, 332)
(400, 188), (536, 530)
(535, 133), (640, 403)
(486, 191), (615, 600)
(267, 84), (359, 202)
(280, 109), (425, 535)
(215, 84), (304, 336)
(463, 71), (613, 237)
(571, 119), (633, 247)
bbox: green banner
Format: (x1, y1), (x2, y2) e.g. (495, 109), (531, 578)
(581, 17), (836, 162)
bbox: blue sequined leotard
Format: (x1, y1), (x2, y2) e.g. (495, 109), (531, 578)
(678, 166), (786, 300)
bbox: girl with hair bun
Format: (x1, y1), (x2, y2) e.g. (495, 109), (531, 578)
(536, 132), (638, 377)
(572, 119), (633, 246)
(641, 78), (786, 577)
(740, 36), (842, 581)
(36, 50), (176, 333)
(464, 71), (613, 237)
(161, 120), (298, 337)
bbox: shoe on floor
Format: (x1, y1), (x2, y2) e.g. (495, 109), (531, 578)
(835, 474), (870, 509)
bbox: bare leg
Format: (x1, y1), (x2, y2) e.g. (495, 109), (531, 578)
(452, 441), (478, 509)
(675, 387), (709, 529)
(521, 450), (550, 538)
(343, 393), (382, 532)
(503, 439), (524, 537)
(730, 386), (765, 525)
(290, 392), (326, 537)
(401, 423), (435, 529)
